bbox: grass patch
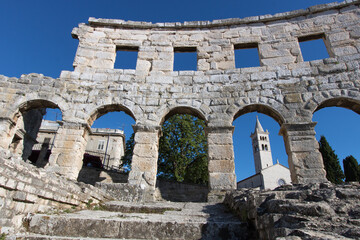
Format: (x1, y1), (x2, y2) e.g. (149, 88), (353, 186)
(0, 233), (7, 240)
(86, 199), (93, 209)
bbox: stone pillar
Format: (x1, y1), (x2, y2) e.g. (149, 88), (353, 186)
(127, 124), (161, 190)
(280, 122), (327, 184)
(0, 117), (19, 150)
(47, 122), (89, 180)
(206, 126), (236, 190)
(21, 109), (45, 161)
(35, 138), (50, 168)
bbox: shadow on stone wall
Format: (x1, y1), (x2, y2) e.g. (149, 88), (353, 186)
(77, 166), (128, 185)
(155, 179), (208, 202)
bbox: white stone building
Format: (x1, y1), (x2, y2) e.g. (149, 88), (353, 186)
(31, 120), (125, 170)
(237, 117), (291, 190)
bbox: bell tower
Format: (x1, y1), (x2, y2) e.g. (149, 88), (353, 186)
(250, 116), (273, 173)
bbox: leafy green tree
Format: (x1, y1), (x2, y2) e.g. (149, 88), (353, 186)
(318, 136), (345, 184)
(343, 155), (360, 182)
(157, 114), (208, 184)
(120, 132), (134, 172)
(120, 114), (208, 184)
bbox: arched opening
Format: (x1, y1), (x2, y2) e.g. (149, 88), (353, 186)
(77, 105), (135, 185)
(313, 98), (360, 183)
(156, 107), (208, 202)
(233, 105), (290, 190)
(9, 100), (63, 168)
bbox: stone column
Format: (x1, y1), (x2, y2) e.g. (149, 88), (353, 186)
(0, 117), (19, 150)
(46, 122), (89, 180)
(127, 124), (161, 190)
(280, 122), (327, 184)
(206, 126), (236, 190)
(35, 138), (50, 168)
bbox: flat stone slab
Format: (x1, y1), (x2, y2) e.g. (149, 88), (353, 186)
(25, 202), (248, 239)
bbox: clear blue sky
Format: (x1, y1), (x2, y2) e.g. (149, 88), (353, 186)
(2, 0), (359, 181)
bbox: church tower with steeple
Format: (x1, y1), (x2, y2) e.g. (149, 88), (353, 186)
(250, 116), (273, 173)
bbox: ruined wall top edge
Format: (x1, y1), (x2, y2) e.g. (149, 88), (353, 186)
(87, 0), (359, 29)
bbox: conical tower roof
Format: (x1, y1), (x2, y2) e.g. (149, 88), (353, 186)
(254, 116), (264, 132)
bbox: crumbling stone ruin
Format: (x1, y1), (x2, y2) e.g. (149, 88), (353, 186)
(0, 0), (360, 239)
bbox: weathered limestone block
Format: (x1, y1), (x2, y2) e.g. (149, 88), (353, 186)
(206, 126), (236, 190)
(127, 124), (161, 190)
(0, 117), (18, 150)
(280, 123), (327, 184)
(47, 122), (89, 180)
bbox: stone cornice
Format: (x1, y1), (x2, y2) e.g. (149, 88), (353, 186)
(88, 0), (359, 30)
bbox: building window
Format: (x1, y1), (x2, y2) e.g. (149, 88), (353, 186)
(265, 145), (268, 151)
(278, 178), (286, 186)
(97, 140), (105, 150)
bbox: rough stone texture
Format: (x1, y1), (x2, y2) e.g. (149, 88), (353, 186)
(0, 150), (113, 234)
(79, 169), (208, 202)
(0, 1), (360, 194)
(154, 179), (208, 202)
(95, 182), (155, 202)
(224, 183), (360, 240)
(15, 201), (249, 240)
(77, 166), (129, 185)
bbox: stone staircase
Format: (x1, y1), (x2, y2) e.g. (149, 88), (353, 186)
(12, 201), (249, 240)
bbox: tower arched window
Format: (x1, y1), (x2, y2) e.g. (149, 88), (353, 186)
(262, 144), (264, 150)
(265, 145), (268, 151)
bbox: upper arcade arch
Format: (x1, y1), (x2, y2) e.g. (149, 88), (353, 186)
(18, 99), (60, 113)
(10, 98), (65, 122)
(87, 104), (137, 127)
(313, 97), (360, 115)
(232, 104), (285, 126)
(158, 106), (208, 126)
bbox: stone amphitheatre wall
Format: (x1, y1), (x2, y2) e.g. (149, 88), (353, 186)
(0, 1), (359, 196)
(0, 151), (112, 233)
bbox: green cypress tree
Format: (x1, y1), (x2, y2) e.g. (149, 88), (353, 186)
(343, 155), (360, 182)
(318, 136), (344, 184)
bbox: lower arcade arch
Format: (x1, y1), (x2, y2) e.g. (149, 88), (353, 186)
(77, 105), (136, 185)
(312, 98), (360, 183)
(156, 107), (209, 202)
(232, 106), (290, 190)
(9, 99), (63, 168)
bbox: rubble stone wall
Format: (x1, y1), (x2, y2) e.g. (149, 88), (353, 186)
(224, 183), (360, 239)
(0, 1), (359, 193)
(0, 151), (112, 233)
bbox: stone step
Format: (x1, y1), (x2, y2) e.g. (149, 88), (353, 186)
(102, 200), (184, 213)
(23, 202), (248, 240)
(9, 234), (142, 240)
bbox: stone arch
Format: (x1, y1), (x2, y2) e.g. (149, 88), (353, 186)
(87, 104), (137, 127)
(231, 104), (290, 188)
(10, 98), (64, 121)
(232, 104), (285, 125)
(313, 97), (360, 115)
(158, 106), (208, 126)
(7, 99), (64, 164)
(156, 105), (209, 195)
